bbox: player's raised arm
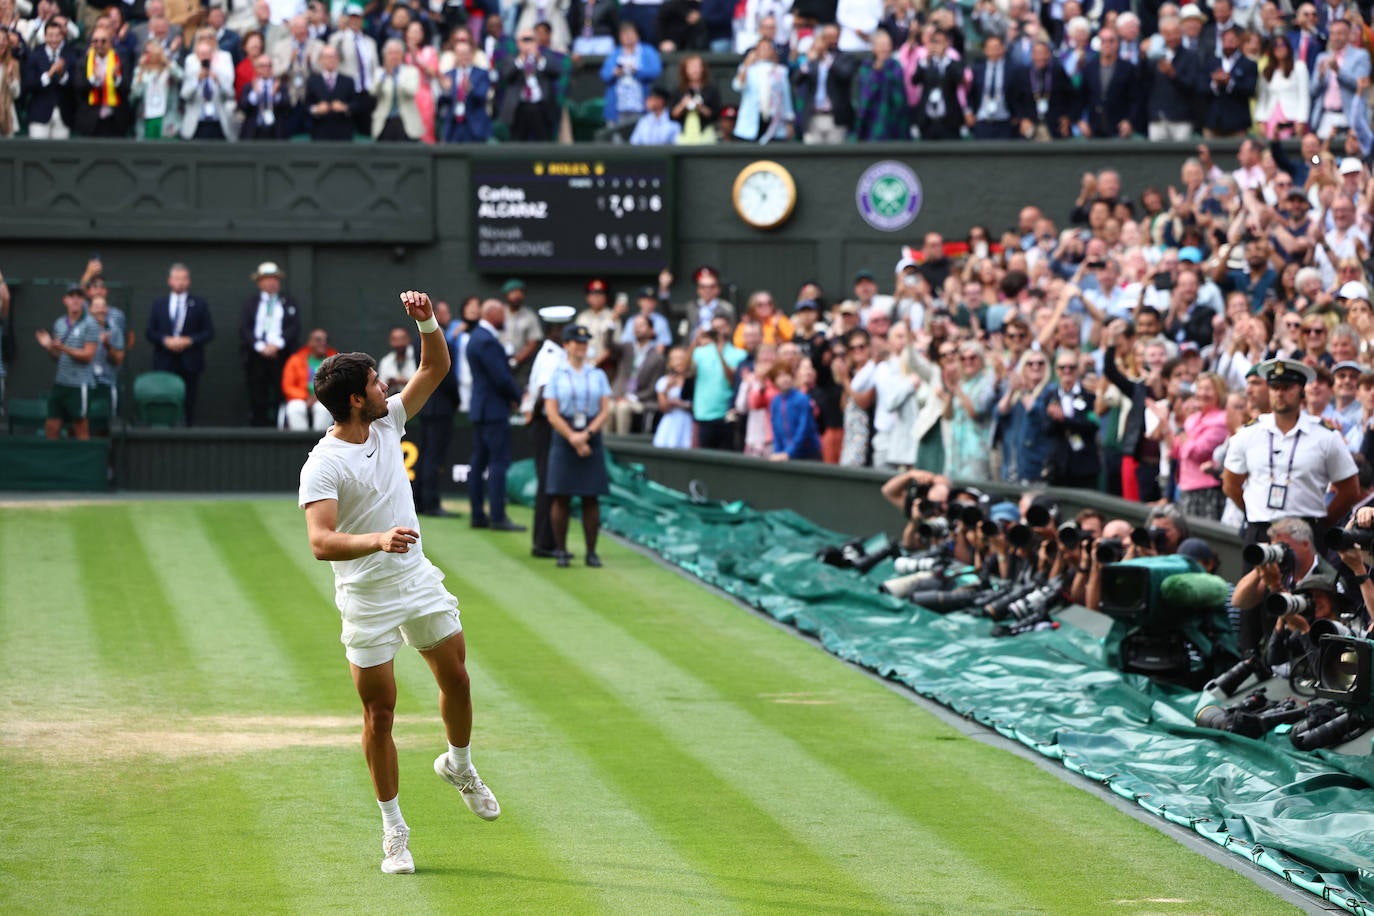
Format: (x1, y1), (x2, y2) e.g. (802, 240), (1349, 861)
(399, 290), (452, 420)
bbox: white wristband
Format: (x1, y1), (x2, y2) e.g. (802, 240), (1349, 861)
(416, 316), (439, 334)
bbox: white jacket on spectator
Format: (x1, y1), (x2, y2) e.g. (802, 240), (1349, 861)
(179, 62), (240, 140)
(515, 0), (571, 53)
(734, 0), (794, 54)
(370, 63), (423, 139)
(1254, 59), (1310, 129)
(836, 0), (881, 52)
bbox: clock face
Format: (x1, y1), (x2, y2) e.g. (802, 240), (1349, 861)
(735, 163), (796, 229)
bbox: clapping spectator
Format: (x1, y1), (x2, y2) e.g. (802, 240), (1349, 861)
(737, 342), (777, 456)
(238, 52), (290, 139)
(403, 19), (440, 143)
(274, 15), (322, 135)
(307, 44), (359, 141)
(653, 346), (695, 448)
(913, 28), (964, 140)
(941, 341), (997, 480)
(732, 290), (794, 347)
(852, 29), (908, 140)
(997, 349), (1053, 484)
(514, 0), (571, 53)
(1015, 39), (1075, 140)
(1255, 33), (1310, 139)
(1077, 27), (1140, 139)
(794, 24), (856, 144)
(180, 31), (238, 139)
(731, 37), (791, 142)
(629, 84), (680, 144)
(1145, 16), (1199, 141)
(132, 41), (181, 139)
(73, 25), (133, 137)
(330, 2), (379, 133)
(502, 27), (563, 141)
(372, 38), (423, 141)
(601, 21), (660, 130)
(23, 18), (73, 138)
(569, 0), (619, 57)
(438, 39), (491, 142)
(1174, 372), (1230, 518)
(670, 53), (720, 143)
(234, 31), (266, 98)
(1042, 342), (1101, 488)
(1201, 26), (1258, 138)
(0, 25), (17, 138)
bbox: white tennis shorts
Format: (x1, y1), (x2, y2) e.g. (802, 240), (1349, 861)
(334, 560), (462, 668)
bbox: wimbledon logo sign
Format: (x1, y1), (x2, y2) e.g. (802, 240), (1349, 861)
(856, 161), (922, 232)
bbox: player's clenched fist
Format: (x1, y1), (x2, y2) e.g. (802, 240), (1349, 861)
(399, 290), (433, 321)
(377, 526), (420, 553)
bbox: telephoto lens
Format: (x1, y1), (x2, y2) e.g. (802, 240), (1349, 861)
(960, 505), (985, 528)
(1325, 527), (1374, 551)
(1194, 704), (1233, 731)
(1204, 654), (1272, 697)
(1130, 526), (1168, 551)
(979, 519), (1000, 538)
(893, 554), (943, 575)
(1007, 524), (1034, 548)
(917, 516), (951, 541)
(1265, 592), (1314, 617)
(1243, 542), (1291, 566)
(1026, 504), (1052, 528)
(878, 572), (943, 599)
(1094, 538), (1125, 564)
(1058, 523), (1083, 549)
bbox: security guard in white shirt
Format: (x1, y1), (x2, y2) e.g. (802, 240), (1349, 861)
(1223, 358), (1360, 547)
(521, 305), (576, 558)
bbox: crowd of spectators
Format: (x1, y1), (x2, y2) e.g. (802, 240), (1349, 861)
(8, 0), (1374, 144)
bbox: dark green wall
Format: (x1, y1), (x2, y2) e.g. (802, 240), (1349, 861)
(4, 138), (1213, 425)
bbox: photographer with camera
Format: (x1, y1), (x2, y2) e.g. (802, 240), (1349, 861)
(880, 468), (950, 552)
(1231, 517), (1337, 655)
(1223, 358), (1359, 549)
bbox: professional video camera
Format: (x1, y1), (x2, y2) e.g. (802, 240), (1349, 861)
(1285, 635), (1374, 750)
(1194, 687), (1308, 739)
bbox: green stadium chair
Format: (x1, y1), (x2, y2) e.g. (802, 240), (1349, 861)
(490, 121), (510, 143)
(86, 392), (113, 436)
(133, 372), (186, 427)
(6, 398), (48, 436)
(570, 98), (605, 142)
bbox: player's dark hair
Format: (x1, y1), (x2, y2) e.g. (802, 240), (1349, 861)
(315, 352), (376, 423)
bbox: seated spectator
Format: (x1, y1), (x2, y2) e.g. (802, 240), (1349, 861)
(731, 37), (792, 142)
(670, 53), (720, 143)
(653, 345), (695, 448)
(601, 21), (660, 131)
(607, 314), (666, 434)
(132, 40), (181, 139)
(238, 52), (290, 139)
(629, 84), (680, 144)
(180, 31), (239, 139)
(372, 38), (422, 141)
(852, 29), (908, 141)
(282, 328), (338, 431)
(306, 44), (359, 141)
(379, 325), (418, 395)
(500, 27), (563, 141)
(73, 25), (134, 137)
(438, 39), (491, 143)
(769, 360), (820, 461)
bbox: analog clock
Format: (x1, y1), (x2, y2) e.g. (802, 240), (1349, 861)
(732, 161), (797, 230)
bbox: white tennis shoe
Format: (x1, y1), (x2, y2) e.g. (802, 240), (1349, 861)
(381, 826), (414, 875)
(434, 754), (502, 820)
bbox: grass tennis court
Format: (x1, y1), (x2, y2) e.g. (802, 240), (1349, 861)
(0, 497), (1299, 914)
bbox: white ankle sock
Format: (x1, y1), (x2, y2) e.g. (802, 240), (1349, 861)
(448, 743), (471, 771)
(378, 795), (406, 832)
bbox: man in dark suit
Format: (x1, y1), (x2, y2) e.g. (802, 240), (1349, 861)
(416, 300), (461, 517)
(1011, 40), (1076, 139)
(465, 299), (525, 532)
(1201, 26), (1258, 137)
(238, 261), (301, 427)
(71, 25), (133, 136)
(1199, 0), (1239, 61)
(497, 28), (562, 142)
(914, 29), (966, 140)
(22, 19), (75, 138)
(145, 262), (215, 425)
(238, 53), (291, 140)
(206, 3), (243, 64)
(306, 44), (359, 141)
(966, 33), (1018, 139)
(1144, 15), (1198, 141)
(1040, 352), (1100, 489)
(607, 314), (666, 434)
(1077, 27), (1141, 138)
(438, 42), (493, 143)
(793, 24), (856, 144)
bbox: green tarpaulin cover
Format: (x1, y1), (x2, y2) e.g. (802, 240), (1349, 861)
(509, 457), (1374, 914)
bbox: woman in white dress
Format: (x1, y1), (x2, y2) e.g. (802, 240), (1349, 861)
(654, 346), (695, 449)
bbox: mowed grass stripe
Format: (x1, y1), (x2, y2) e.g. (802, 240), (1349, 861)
(133, 506), (306, 711)
(431, 562), (897, 914)
(432, 547), (1015, 913)
(0, 512), (109, 712)
(70, 505), (208, 711)
(469, 512), (1296, 915)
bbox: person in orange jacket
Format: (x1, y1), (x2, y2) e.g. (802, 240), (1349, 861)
(282, 328), (338, 430)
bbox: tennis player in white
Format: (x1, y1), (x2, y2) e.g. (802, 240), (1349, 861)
(299, 290), (499, 875)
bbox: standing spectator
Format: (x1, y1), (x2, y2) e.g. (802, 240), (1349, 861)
(415, 318), (461, 517)
(500, 27), (562, 141)
(545, 324), (612, 567)
(403, 19), (440, 144)
(378, 326), (418, 396)
(607, 314), (666, 433)
(34, 285), (99, 440)
(575, 277), (618, 365)
(619, 285), (672, 349)
(86, 293), (125, 420)
(732, 37), (792, 142)
(239, 261), (301, 426)
(0, 267), (8, 407)
(513, 0), (571, 52)
(1145, 16), (1198, 141)
(1289, 3), (1322, 74)
(732, 290), (793, 348)
(132, 41), (181, 139)
(838, 328), (875, 466)
(439, 39), (491, 142)
(145, 262), (215, 426)
(180, 32), (239, 139)
(794, 23), (856, 145)
(836, 0), (881, 53)
(653, 345), (694, 448)
(1201, 26), (1258, 138)
(0, 27), (19, 138)
(851, 29), (908, 140)
(1309, 19), (1368, 139)
(1174, 371), (1229, 519)
(997, 349), (1053, 484)
(330, 1), (379, 133)
(967, 33), (1018, 140)
(238, 52), (290, 139)
(1314, 195), (1368, 289)
(72, 25), (133, 137)
(1255, 33), (1310, 138)
(737, 343), (776, 456)
(1015, 40), (1075, 140)
(281, 327), (337, 431)
(656, 0), (707, 52)
(23, 19), (73, 139)
(307, 45), (359, 141)
(499, 279), (542, 387)
(913, 28), (965, 141)
(682, 266), (736, 336)
(941, 341), (996, 481)
(274, 15), (323, 136)
(600, 21), (660, 131)
(1042, 345), (1101, 488)
(669, 53), (720, 143)
(691, 315), (747, 449)
(235, 31), (266, 98)
(769, 361), (820, 461)
(205, 4), (243, 64)
(569, 0), (619, 57)
(372, 38), (422, 141)
(1077, 27), (1140, 138)
(629, 84), (680, 144)
(465, 300), (526, 532)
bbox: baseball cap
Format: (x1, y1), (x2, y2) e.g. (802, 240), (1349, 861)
(64, 283), (86, 296)
(837, 300), (859, 315)
(895, 257), (918, 273)
(500, 278), (525, 295)
(1339, 280), (1370, 301)
(1340, 157), (1364, 176)
(1178, 246), (1203, 263)
(1334, 360), (1364, 375)
(1177, 538), (1217, 566)
(988, 502), (1021, 525)
(794, 298), (819, 311)
(853, 269), (877, 284)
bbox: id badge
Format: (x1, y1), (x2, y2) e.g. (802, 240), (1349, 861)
(1036, 98), (1049, 117)
(1267, 483), (1288, 511)
(572, 411), (588, 430)
(454, 101), (465, 119)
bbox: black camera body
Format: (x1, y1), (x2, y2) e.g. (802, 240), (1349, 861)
(1195, 688), (1307, 739)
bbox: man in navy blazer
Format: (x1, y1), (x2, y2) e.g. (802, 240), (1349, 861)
(306, 45), (359, 141)
(22, 19), (75, 138)
(1200, 26), (1258, 137)
(1289, 4), (1324, 74)
(1144, 15), (1199, 140)
(238, 54), (292, 140)
(465, 300), (525, 531)
(438, 48), (493, 143)
(145, 262), (216, 425)
(1077, 28), (1141, 137)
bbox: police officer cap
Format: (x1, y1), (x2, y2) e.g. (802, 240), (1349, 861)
(537, 305), (576, 325)
(1256, 357), (1315, 386)
(564, 325), (593, 343)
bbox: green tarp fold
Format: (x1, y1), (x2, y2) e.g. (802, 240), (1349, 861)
(508, 457), (1374, 914)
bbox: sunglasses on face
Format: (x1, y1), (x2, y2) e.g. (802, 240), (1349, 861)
(1057, 365), (1077, 372)
(1305, 327), (1327, 335)
(1025, 360), (1046, 367)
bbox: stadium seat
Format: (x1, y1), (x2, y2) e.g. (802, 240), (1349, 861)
(6, 398), (47, 436)
(570, 99), (605, 142)
(133, 372), (186, 427)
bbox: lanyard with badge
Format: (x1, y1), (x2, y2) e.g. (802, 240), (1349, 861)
(1267, 430), (1302, 510)
(567, 368), (590, 431)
